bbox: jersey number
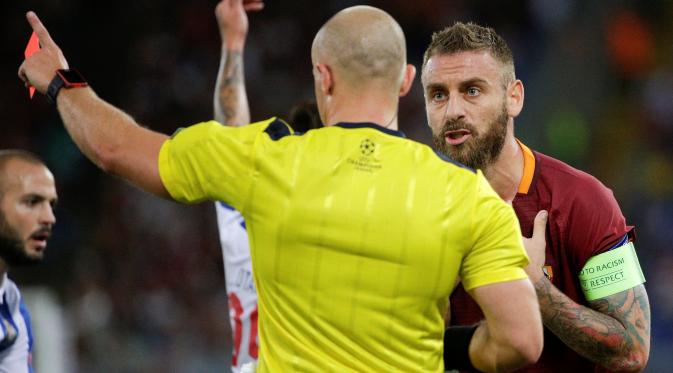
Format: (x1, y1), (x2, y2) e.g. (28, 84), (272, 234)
(229, 293), (259, 366)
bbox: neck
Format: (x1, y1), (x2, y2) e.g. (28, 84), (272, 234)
(324, 88), (399, 130)
(482, 124), (523, 203)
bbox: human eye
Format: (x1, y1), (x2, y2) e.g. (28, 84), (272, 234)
(23, 195), (42, 207)
(466, 87), (481, 97)
(431, 90), (447, 102)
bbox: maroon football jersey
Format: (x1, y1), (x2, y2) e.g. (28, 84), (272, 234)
(450, 141), (634, 373)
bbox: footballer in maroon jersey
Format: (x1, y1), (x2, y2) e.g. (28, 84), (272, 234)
(451, 142), (638, 372)
(422, 23), (650, 372)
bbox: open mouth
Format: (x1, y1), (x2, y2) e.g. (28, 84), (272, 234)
(29, 232), (50, 249)
(444, 129), (472, 145)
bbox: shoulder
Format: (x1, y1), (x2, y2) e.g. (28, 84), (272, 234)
(535, 152), (631, 257)
(535, 151), (617, 207)
(170, 117), (285, 140)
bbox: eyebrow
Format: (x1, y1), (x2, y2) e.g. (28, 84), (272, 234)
(24, 193), (59, 206)
(424, 82), (446, 92)
(425, 78), (491, 93)
(458, 78), (490, 89)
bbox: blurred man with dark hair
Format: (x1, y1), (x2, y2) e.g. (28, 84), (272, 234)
(422, 22), (651, 372)
(287, 101), (321, 133)
(0, 150), (57, 372)
(211, 1), (263, 370)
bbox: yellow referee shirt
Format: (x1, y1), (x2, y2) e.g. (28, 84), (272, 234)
(159, 118), (528, 372)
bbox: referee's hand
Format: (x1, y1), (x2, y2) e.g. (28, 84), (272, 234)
(18, 11), (69, 94)
(522, 210), (548, 284)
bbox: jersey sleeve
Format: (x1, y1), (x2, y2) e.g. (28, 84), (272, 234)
(460, 171), (530, 291)
(158, 118), (278, 208)
(563, 175), (634, 269)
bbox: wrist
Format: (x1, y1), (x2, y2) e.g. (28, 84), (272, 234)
(221, 34), (246, 51)
(444, 324), (480, 372)
(528, 271), (544, 284)
(531, 274), (549, 294)
(525, 263), (546, 283)
(46, 69), (88, 104)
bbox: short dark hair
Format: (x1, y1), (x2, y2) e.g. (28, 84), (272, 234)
(288, 101), (322, 133)
(423, 22), (515, 85)
(0, 150), (45, 170)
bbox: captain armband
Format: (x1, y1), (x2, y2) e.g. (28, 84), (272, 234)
(579, 242), (645, 301)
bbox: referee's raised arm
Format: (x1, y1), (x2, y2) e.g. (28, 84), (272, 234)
(18, 11), (170, 199)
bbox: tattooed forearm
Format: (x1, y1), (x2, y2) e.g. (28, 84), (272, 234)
(535, 280), (650, 372)
(214, 50), (250, 126)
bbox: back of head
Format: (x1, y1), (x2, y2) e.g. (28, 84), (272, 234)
(312, 6), (407, 91)
(0, 150), (46, 196)
(423, 22), (515, 86)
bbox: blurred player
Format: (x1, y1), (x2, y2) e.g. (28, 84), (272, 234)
(422, 22), (651, 372)
(212, 1), (262, 370)
(20, 6), (544, 372)
(0, 150), (57, 372)
(211, 1), (319, 371)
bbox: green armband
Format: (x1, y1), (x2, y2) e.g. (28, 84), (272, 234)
(579, 242), (645, 301)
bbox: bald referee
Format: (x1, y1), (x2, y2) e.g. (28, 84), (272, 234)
(19, 6), (542, 372)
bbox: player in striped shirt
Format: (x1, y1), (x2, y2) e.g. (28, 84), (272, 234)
(0, 150), (58, 373)
(212, 1), (320, 370)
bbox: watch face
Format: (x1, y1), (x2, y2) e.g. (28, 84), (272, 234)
(57, 69), (87, 86)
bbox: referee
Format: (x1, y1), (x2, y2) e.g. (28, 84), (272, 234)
(19, 5), (542, 372)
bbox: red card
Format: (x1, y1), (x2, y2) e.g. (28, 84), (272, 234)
(24, 32), (40, 98)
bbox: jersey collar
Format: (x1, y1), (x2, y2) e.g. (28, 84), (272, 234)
(516, 139), (536, 195)
(335, 122), (406, 138)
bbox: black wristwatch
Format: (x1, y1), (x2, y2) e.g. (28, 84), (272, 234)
(46, 69), (88, 104)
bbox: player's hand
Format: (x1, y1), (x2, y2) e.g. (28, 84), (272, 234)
(215, 0), (264, 50)
(522, 210), (548, 284)
(18, 11), (69, 94)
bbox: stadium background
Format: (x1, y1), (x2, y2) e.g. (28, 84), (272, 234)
(1, 0), (672, 371)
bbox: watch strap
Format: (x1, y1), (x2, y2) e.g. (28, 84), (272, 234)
(46, 72), (65, 104)
(45, 69), (88, 104)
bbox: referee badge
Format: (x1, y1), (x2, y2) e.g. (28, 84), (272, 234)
(360, 139), (376, 156)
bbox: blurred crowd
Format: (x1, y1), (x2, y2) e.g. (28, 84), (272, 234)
(2, 0), (672, 372)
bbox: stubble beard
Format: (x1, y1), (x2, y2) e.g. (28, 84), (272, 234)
(0, 211), (41, 267)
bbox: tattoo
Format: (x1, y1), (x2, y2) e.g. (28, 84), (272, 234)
(535, 280), (650, 371)
(214, 50), (248, 126)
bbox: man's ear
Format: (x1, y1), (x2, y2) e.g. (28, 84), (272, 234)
(399, 64), (416, 97)
(507, 79), (524, 118)
(316, 63), (333, 96)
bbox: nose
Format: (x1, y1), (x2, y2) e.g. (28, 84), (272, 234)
(40, 204), (56, 226)
(442, 93), (467, 123)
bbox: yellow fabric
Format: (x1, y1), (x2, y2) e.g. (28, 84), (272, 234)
(159, 118), (529, 372)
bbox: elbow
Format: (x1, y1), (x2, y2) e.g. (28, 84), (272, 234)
(482, 326), (543, 373)
(500, 321), (544, 371)
(94, 143), (121, 176)
(520, 339), (543, 367)
(508, 330), (543, 370)
(603, 349), (650, 373)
